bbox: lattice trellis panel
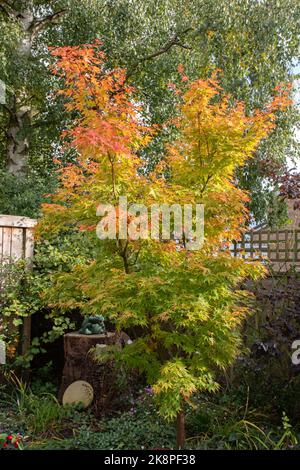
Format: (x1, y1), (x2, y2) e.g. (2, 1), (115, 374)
(232, 229), (300, 271)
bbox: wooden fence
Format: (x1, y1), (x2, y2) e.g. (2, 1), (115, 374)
(232, 228), (300, 272)
(0, 215), (37, 358)
(0, 215), (36, 264)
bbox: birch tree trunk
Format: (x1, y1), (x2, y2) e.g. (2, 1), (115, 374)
(6, 5), (34, 174)
(2, 1), (66, 175)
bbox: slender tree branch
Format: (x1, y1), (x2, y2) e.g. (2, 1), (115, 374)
(31, 9), (67, 36)
(126, 28), (193, 80)
(1, 2), (66, 33)
(200, 174), (213, 195)
(119, 240), (131, 274)
(129, 246), (142, 267)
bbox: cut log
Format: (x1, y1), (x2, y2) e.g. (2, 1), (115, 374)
(59, 331), (131, 414)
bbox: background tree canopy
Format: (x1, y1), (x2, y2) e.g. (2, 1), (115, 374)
(0, 0), (299, 224)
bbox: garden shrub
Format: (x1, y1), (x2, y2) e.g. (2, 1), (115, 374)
(0, 231), (95, 367)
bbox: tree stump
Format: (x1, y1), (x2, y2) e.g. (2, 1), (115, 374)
(59, 331), (131, 414)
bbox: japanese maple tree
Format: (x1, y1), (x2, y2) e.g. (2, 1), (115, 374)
(38, 43), (290, 447)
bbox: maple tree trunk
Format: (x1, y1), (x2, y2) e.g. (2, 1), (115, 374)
(176, 410), (186, 449)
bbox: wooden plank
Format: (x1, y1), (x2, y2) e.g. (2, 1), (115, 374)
(241, 233), (245, 259)
(2, 227), (12, 262)
(232, 240), (237, 257)
(250, 231), (254, 258)
(24, 228), (35, 261)
(11, 227), (24, 261)
(0, 215), (37, 228)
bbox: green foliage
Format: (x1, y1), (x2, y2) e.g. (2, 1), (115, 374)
(189, 415), (299, 450)
(0, 231), (95, 364)
(0, 0), (299, 222)
(0, 169), (56, 218)
(0, 369), (299, 450)
(1, 378), (298, 450)
(43, 235), (265, 419)
(0, 13), (20, 78)
(31, 392), (176, 450)
(43, 415), (174, 450)
(43, 0), (300, 224)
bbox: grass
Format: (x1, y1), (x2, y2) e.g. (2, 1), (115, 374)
(0, 372), (76, 438)
(184, 394), (300, 450)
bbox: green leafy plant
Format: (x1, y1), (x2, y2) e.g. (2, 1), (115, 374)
(0, 231), (96, 366)
(30, 390), (176, 450)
